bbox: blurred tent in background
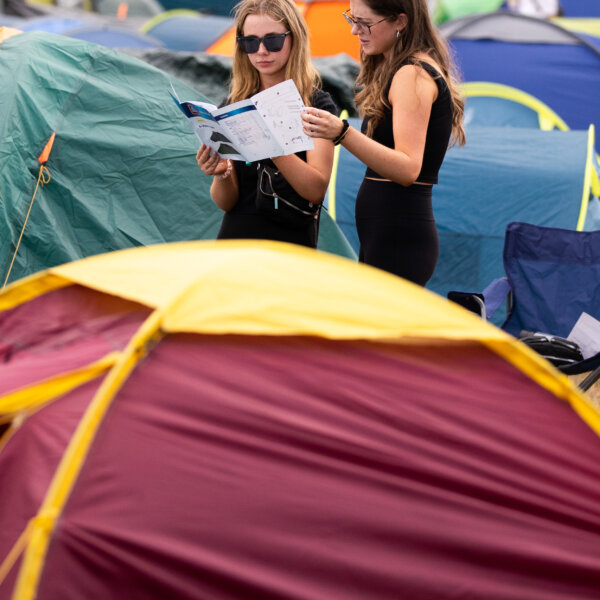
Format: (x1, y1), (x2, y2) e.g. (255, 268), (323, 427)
(207, 0), (361, 60)
(431, 0), (503, 24)
(1, 241), (600, 599)
(154, 0), (237, 14)
(553, 16), (600, 37)
(139, 9), (233, 51)
(461, 81), (570, 130)
(64, 22), (164, 46)
(440, 11), (600, 152)
(0, 31), (354, 286)
(558, 0), (600, 16)
(122, 48), (360, 115)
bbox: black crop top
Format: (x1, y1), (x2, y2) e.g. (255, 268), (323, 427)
(362, 60), (453, 184)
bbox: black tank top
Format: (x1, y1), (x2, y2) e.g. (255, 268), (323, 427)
(362, 60), (452, 184)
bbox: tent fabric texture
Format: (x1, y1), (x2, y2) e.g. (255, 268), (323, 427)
(207, 0), (361, 60)
(0, 31), (354, 287)
(440, 11), (600, 153)
(1, 241), (600, 599)
(326, 120), (600, 304)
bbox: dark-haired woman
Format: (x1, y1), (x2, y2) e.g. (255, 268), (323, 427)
(302, 0), (465, 284)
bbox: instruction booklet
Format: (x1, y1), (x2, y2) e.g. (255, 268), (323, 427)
(171, 79), (313, 163)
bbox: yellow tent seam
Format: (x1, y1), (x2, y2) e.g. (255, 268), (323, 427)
(139, 9), (200, 34)
(0, 351), (121, 417)
(0, 521), (34, 587)
(12, 309), (165, 600)
(592, 155), (600, 197)
(0, 273), (70, 313)
(461, 82), (569, 131)
(327, 109), (349, 221)
(576, 125), (595, 231)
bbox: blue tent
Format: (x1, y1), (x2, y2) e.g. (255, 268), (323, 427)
(559, 0), (600, 17)
(140, 10), (233, 52)
(65, 25), (164, 48)
(327, 121), (600, 300)
(19, 16), (94, 34)
(155, 0), (237, 15)
(440, 12), (600, 152)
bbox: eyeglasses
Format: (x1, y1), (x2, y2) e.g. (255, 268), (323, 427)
(342, 9), (389, 34)
(236, 32), (291, 54)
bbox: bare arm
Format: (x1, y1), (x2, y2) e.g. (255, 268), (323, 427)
(271, 137), (334, 204)
(196, 144), (239, 212)
(301, 64), (438, 186)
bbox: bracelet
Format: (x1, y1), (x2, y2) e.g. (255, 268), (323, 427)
(333, 119), (350, 145)
(216, 159), (232, 180)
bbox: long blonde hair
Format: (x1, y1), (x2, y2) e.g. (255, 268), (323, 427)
(355, 0), (465, 146)
(229, 0), (321, 106)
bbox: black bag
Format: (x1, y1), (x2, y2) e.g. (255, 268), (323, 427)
(518, 330), (584, 368)
(255, 163), (320, 229)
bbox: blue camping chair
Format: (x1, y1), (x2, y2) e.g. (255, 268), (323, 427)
(448, 221), (600, 391)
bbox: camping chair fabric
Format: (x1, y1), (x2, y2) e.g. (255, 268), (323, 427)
(501, 221), (600, 338)
(451, 222), (600, 384)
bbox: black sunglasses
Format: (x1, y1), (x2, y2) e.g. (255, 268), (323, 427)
(236, 32), (291, 54)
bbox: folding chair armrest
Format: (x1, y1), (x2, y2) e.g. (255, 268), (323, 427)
(447, 277), (512, 321)
(481, 277), (512, 320)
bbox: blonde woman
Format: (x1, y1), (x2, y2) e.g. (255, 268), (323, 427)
(302, 0), (465, 284)
(196, 0), (337, 248)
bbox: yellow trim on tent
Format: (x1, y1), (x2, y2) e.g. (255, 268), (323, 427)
(461, 82), (569, 131)
(327, 109), (349, 221)
(0, 352), (120, 421)
(23, 241), (509, 341)
(552, 17), (600, 38)
(12, 311), (165, 600)
(577, 125), (596, 231)
(139, 9), (201, 34)
(0, 272), (70, 312)
(0, 241), (596, 416)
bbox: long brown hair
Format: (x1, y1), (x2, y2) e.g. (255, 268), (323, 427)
(229, 0), (321, 106)
(355, 0), (465, 146)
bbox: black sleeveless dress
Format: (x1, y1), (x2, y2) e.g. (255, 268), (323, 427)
(355, 61), (452, 284)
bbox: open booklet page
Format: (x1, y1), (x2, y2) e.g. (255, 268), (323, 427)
(171, 79), (313, 163)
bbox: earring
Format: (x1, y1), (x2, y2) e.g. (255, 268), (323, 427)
(396, 30), (401, 39)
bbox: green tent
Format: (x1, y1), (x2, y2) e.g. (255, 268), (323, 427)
(0, 32), (354, 286)
(432, 0), (504, 24)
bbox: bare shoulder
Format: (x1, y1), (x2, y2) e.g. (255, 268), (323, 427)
(390, 56), (440, 103)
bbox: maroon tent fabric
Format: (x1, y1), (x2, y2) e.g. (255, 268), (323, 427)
(27, 334), (600, 599)
(0, 286), (150, 599)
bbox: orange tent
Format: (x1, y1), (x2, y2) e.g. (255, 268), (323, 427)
(207, 0), (360, 60)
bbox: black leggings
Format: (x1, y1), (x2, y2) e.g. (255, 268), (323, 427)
(355, 179), (439, 285)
